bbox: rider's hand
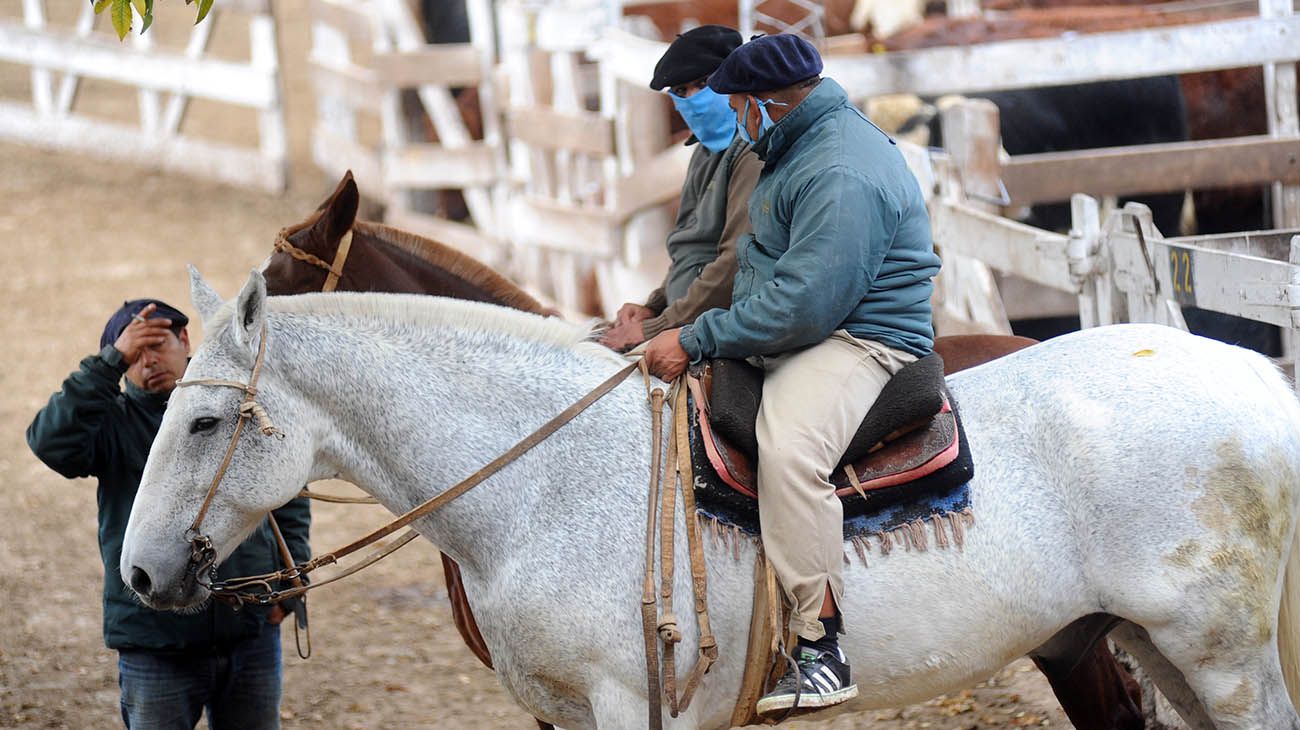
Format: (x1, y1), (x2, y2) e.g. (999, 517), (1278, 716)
(599, 319), (647, 352)
(643, 328), (689, 381)
(615, 303), (654, 325)
(112, 303), (173, 365)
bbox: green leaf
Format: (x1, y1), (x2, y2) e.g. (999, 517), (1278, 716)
(131, 0), (145, 18)
(195, 0), (214, 25)
(140, 11), (153, 33)
(93, 0), (111, 14)
(110, 0), (131, 39)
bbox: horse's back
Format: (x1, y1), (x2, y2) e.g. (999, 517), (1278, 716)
(950, 324), (1300, 615)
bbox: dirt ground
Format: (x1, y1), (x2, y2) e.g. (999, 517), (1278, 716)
(0, 2), (1071, 728)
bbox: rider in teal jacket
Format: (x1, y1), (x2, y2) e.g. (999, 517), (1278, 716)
(679, 77), (941, 363)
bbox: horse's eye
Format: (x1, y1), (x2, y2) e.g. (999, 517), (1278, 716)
(190, 417), (220, 434)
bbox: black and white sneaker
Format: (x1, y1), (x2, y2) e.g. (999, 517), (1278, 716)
(756, 645), (859, 717)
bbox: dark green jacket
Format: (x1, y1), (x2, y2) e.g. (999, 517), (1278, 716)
(27, 345), (311, 652)
(680, 78), (941, 363)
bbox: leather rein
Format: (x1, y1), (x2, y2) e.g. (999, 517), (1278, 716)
(175, 317), (642, 607)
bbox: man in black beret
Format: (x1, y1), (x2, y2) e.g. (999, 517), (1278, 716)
(600, 25), (762, 352)
(28, 299), (311, 729)
(643, 34), (942, 716)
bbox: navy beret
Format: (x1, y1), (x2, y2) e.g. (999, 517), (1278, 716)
(100, 298), (190, 350)
(707, 33), (823, 95)
(650, 25), (742, 91)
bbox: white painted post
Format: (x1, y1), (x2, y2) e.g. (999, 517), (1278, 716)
(249, 14), (287, 190)
(55, 4), (97, 116)
(467, 0), (505, 242)
(131, 29), (161, 138)
(160, 20), (216, 136)
(946, 0), (980, 18)
(311, 22), (359, 153)
(1070, 194), (1110, 329)
(1260, 0), (1300, 371)
(932, 99), (1013, 335)
(1290, 235), (1300, 392)
(21, 0), (52, 116)
(1260, 0), (1300, 229)
(738, 0), (755, 39)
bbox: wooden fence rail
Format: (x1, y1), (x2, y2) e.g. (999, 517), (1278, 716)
(0, 0), (287, 191)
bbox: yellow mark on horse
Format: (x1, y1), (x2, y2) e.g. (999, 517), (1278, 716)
(1133, 349), (1156, 357)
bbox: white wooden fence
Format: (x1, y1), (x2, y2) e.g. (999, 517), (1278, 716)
(301, 0), (1300, 340)
(308, 0), (697, 316)
(309, 0), (507, 262)
(0, 0), (287, 191)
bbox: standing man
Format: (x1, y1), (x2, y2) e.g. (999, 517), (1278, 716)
(27, 299), (311, 730)
(601, 25), (762, 352)
(642, 34), (942, 716)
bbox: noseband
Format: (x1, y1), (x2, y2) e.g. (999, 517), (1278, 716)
(272, 227), (355, 292)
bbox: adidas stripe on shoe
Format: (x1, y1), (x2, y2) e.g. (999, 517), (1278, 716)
(756, 646), (859, 716)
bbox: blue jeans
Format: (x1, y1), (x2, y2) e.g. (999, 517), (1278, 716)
(118, 625), (282, 730)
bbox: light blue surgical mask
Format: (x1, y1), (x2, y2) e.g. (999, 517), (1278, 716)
(670, 87), (736, 154)
(736, 96), (788, 145)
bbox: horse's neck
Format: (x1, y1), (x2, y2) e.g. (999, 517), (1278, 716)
(276, 311), (647, 565)
(356, 226), (545, 312)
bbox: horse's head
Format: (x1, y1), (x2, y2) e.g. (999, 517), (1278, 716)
(121, 268), (316, 610)
(263, 170), (359, 296)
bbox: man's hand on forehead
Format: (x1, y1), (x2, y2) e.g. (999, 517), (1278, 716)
(113, 303), (175, 365)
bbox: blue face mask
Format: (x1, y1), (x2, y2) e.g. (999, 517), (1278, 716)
(736, 96), (787, 145)
(671, 87), (737, 154)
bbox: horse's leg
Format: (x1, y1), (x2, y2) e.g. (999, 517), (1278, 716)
(1029, 615), (1144, 730)
(588, 680), (657, 730)
(441, 556), (556, 730)
(1110, 622), (1213, 730)
(1112, 620), (1299, 730)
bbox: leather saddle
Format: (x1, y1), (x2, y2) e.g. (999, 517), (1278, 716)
(688, 353), (974, 517)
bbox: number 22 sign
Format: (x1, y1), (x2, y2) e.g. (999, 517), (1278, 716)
(1168, 247), (1196, 306)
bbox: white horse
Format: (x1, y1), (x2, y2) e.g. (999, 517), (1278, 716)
(123, 270), (1300, 730)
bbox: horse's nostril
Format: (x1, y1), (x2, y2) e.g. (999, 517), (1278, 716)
(128, 566), (152, 597)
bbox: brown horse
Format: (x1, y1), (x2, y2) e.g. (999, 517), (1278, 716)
(263, 172), (1142, 729)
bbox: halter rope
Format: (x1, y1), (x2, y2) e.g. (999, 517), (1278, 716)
(273, 227), (355, 292)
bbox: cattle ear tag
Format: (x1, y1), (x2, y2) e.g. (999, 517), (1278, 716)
(1133, 349), (1156, 357)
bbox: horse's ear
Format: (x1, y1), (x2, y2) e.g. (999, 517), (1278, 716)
(188, 265), (224, 326)
(232, 270), (268, 357)
(312, 171), (359, 246)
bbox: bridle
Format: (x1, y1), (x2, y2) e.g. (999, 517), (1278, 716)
(172, 320), (641, 608)
(272, 226), (355, 292)
(173, 324), (282, 594)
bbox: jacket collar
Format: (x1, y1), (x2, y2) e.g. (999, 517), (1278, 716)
(753, 78), (849, 166)
(124, 378), (171, 412)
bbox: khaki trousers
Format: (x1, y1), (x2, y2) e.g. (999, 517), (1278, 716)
(753, 331), (917, 641)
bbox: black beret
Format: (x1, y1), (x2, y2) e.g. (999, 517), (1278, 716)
(100, 298), (190, 350)
(707, 33), (823, 95)
(649, 25), (743, 91)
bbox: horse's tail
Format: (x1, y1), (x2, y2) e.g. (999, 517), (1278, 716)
(1280, 526), (1300, 707)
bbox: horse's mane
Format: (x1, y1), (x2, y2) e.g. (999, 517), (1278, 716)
(262, 292), (609, 358)
(353, 220), (551, 315)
